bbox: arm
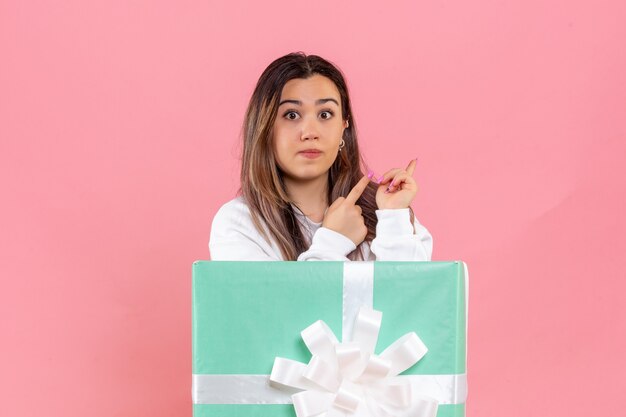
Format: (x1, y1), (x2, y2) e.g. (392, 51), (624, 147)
(369, 208), (433, 261)
(209, 198), (357, 261)
(298, 174), (369, 261)
(296, 227), (357, 261)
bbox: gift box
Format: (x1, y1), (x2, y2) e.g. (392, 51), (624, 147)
(192, 261), (468, 417)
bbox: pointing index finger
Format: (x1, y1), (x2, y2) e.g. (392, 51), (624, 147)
(406, 158), (418, 176)
(344, 175), (370, 205)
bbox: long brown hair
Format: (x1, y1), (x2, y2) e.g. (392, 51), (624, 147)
(237, 52), (412, 260)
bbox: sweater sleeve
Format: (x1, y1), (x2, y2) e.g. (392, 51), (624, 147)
(208, 200), (282, 261)
(296, 227), (357, 261)
(210, 198), (358, 261)
(369, 208), (433, 261)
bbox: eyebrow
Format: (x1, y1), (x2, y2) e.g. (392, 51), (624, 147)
(278, 98), (340, 107)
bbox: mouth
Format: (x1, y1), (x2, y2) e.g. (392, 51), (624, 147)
(298, 149), (322, 159)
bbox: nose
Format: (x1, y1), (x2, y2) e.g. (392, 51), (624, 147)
(300, 117), (320, 141)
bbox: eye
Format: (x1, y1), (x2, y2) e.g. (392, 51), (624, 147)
(320, 110), (334, 120)
(284, 111), (299, 120)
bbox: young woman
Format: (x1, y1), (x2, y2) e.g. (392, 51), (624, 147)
(209, 52), (433, 261)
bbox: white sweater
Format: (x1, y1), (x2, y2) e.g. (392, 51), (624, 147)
(208, 196), (433, 261)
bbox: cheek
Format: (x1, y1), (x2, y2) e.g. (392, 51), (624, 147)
(325, 122), (343, 137)
(273, 126), (296, 149)
(273, 136), (289, 156)
(271, 136), (292, 169)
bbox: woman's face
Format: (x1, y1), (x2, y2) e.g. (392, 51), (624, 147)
(271, 74), (348, 184)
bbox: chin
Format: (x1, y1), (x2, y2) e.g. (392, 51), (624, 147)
(281, 161), (333, 182)
(290, 170), (329, 182)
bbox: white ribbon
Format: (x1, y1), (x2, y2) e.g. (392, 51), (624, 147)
(192, 374), (465, 405)
(342, 261), (374, 342)
(270, 305), (438, 417)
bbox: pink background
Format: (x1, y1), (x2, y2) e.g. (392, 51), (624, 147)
(1, 1), (625, 415)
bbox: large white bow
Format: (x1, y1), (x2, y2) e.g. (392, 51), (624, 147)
(270, 307), (438, 417)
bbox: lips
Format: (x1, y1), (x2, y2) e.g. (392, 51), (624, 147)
(298, 149), (323, 159)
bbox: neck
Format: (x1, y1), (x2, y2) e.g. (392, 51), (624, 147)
(284, 174), (329, 223)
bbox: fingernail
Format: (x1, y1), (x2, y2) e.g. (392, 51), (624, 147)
(389, 180), (394, 187)
(367, 170), (374, 179)
(377, 175), (384, 183)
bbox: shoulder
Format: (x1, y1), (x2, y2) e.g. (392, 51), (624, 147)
(211, 195), (255, 230)
(209, 195), (283, 260)
(214, 195), (250, 218)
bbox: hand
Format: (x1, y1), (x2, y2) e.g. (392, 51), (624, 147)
(375, 158), (419, 210)
(322, 175), (370, 246)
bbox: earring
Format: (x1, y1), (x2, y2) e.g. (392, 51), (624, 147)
(338, 139), (345, 152)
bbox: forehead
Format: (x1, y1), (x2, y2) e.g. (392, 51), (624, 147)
(280, 74), (340, 102)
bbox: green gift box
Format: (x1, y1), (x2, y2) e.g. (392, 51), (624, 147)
(192, 261), (468, 417)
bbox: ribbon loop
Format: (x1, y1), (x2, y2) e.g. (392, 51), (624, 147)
(270, 357), (318, 391)
(335, 342), (363, 380)
(333, 381), (362, 413)
(367, 380), (412, 408)
(301, 320), (339, 363)
(293, 390), (334, 417)
(379, 332), (428, 376)
(357, 354), (391, 381)
(351, 307), (382, 354)
(303, 355), (340, 392)
(269, 307), (439, 417)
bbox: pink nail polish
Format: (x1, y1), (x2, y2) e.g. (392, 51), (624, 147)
(377, 175), (384, 183)
(367, 170), (374, 179)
